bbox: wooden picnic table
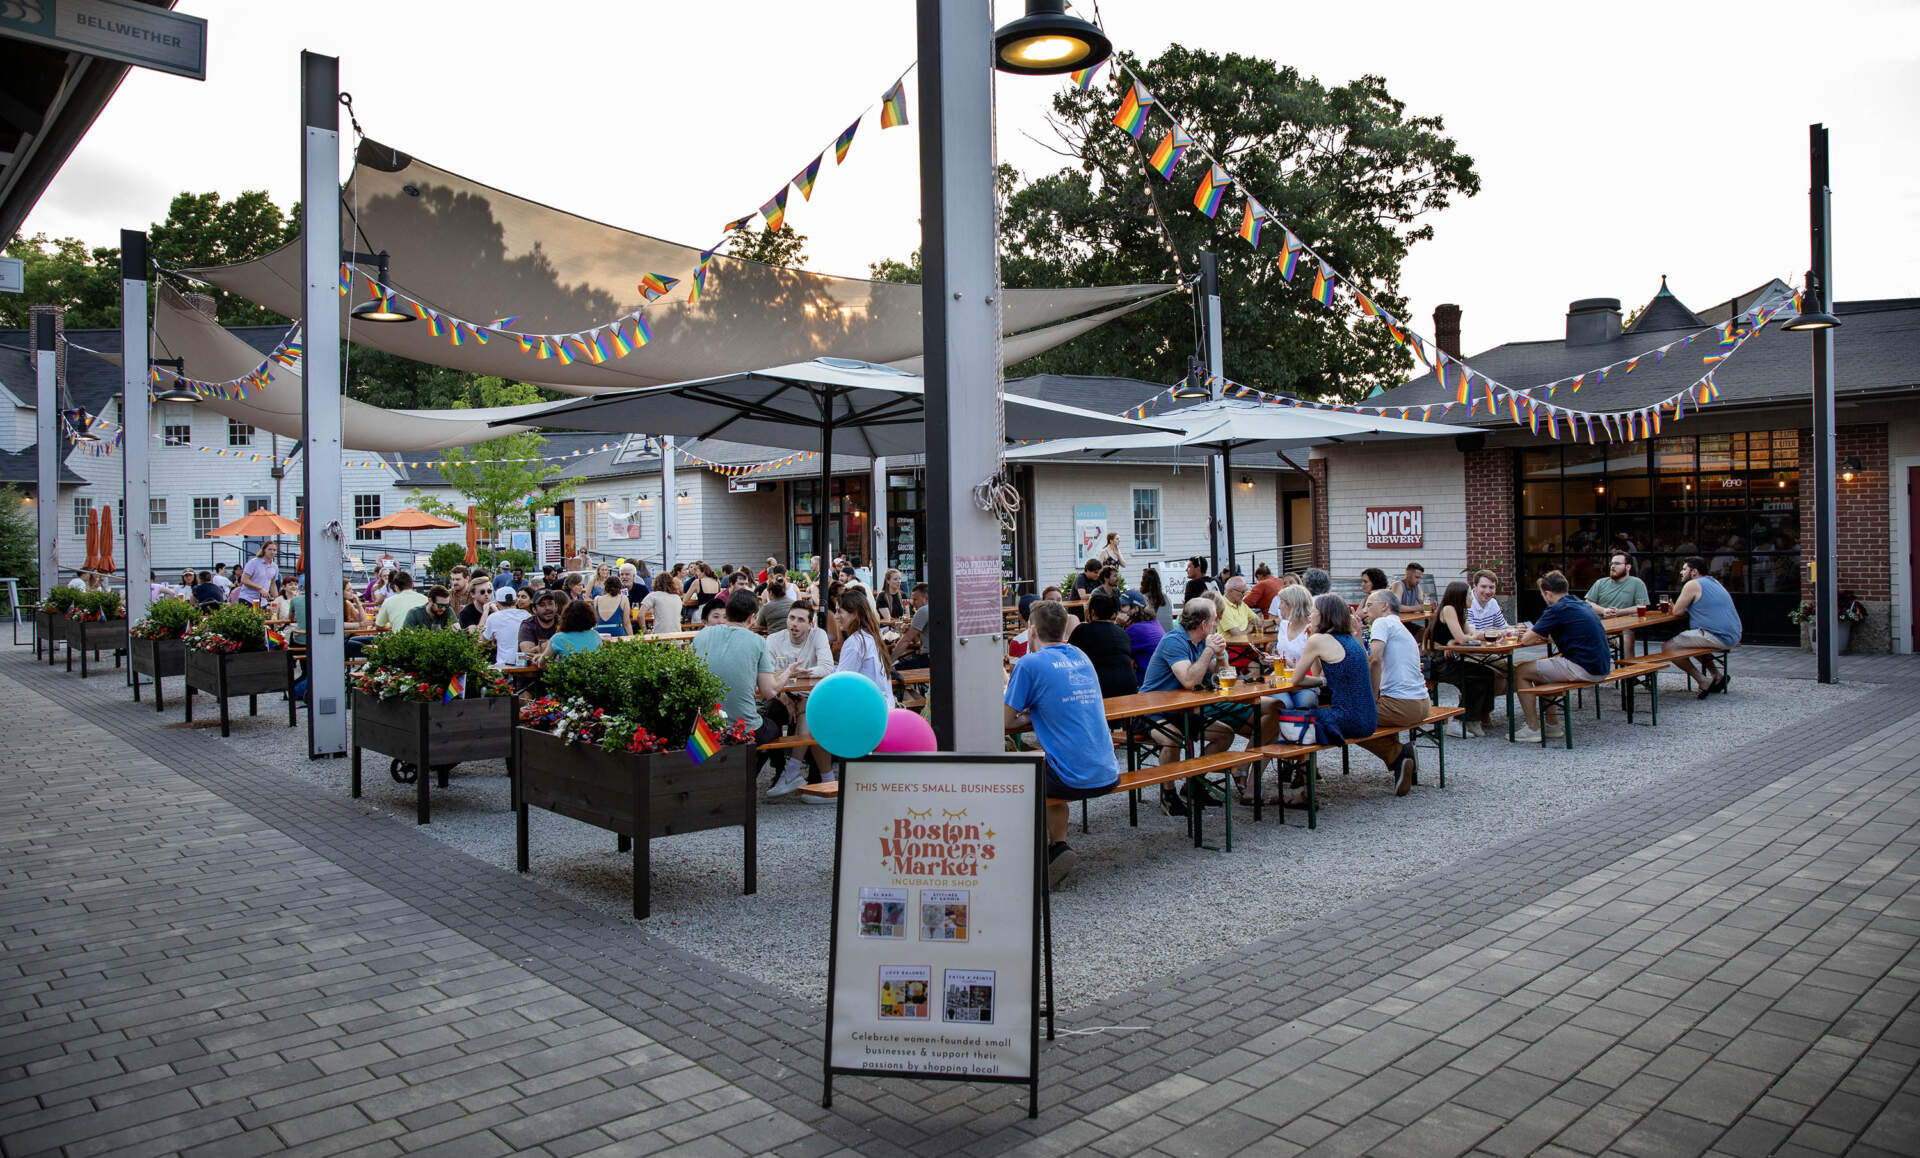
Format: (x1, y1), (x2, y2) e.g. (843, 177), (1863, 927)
(1438, 608), (1686, 738)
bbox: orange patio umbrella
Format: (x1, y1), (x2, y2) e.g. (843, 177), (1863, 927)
(97, 503), (114, 574)
(463, 506), (479, 566)
(81, 507), (99, 572)
(358, 507), (462, 562)
(207, 508), (302, 538)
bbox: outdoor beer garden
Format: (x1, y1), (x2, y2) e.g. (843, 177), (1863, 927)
(2, 0), (1897, 1134)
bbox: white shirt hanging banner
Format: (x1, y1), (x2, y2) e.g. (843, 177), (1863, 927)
(823, 755), (1046, 1112)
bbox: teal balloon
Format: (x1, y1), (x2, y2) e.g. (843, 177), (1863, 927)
(806, 671), (890, 758)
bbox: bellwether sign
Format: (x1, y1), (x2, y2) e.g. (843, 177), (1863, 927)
(1365, 507), (1423, 548)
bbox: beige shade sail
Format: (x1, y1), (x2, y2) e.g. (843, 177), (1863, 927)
(183, 139), (1176, 394)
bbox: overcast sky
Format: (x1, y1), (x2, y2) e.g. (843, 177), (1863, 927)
(19, 0), (1919, 365)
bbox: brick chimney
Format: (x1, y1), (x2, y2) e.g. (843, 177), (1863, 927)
(27, 303), (65, 391)
(1565, 298), (1622, 346)
(1433, 303), (1462, 359)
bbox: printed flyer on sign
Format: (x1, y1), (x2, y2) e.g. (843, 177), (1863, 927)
(828, 757), (1040, 1083)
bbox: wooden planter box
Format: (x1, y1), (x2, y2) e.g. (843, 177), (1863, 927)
(513, 726), (757, 918)
(130, 636), (188, 711)
(184, 646), (295, 737)
(35, 609), (62, 663)
(63, 616), (124, 677)
(352, 691), (516, 825)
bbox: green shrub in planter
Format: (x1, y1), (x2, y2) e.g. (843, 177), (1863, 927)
(132, 597), (201, 639)
(186, 602), (268, 652)
(426, 541), (469, 577)
(358, 627), (505, 701)
(540, 640), (727, 747)
(42, 587), (77, 614)
(71, 589), (124, 620)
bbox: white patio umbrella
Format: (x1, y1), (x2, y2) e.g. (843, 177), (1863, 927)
(497, 358), (1185, 555)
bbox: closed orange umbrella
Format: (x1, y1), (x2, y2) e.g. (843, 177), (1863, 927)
(97, 503), (114, 573)
(297, 529), (307, 578)
(83, 507), (101, 572)
(464, 506), (479, 566)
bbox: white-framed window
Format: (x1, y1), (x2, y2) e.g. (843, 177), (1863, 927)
(582, 500), (598, 551)
(149, 497), (168, 526)
(353, 494), (382, 540)
(192, 496), (221, 539)
(163, 422), (191, 446)
(72, 497), (92, 536)
(1131, 487), (1161, 553)
(227, 419), (253, 447)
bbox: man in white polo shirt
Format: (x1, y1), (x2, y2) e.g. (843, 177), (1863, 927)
(1361, 591), (1429, 797)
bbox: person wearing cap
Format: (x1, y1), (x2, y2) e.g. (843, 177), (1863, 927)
(480, 586), (531, 667)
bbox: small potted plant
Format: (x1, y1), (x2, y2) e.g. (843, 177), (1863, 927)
(36, 587), (76, 663)
(514, 641), (757, 918)
(1837, 592), (1867, 655)
(63, 588), (126, 677)
(352, 627), (516, 824)
(129, 597), (202, 710)
(183, 602), (294, 737)
(1788, 600), (1815, 651)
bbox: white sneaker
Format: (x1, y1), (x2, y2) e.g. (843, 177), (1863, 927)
(802, 770), (838, 804)
(1510, 726), (1542, 744)
(767, 766), (807, 798)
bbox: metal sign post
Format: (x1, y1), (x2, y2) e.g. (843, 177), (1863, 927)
(300, 50), (347, 757)
(35, 314), (57, 598)
(120, 230), (151, 630)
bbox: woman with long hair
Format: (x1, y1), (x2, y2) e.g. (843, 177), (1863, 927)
(1137, 566), (1171, 629)
(643, 573), (683, 634)
(797, 587), (896, 786)
(684, 561), (721, 612)
(1265, 584), (1319, 710)
(1424, 579), (1499, 736)
(592, 575), (632, 637)
(876, 568), (907, 619)
(589, 562), (612, 597)
(1097, 530), (1125, 568)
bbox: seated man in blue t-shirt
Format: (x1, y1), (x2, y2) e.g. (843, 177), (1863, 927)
(1005, 600), (1118, 889)
(1511, 569), (1612, 742)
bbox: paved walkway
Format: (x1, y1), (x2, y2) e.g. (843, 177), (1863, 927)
(3, 645), (1917, 1157)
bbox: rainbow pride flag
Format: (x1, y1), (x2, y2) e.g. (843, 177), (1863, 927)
(1070, 60), (1104, 91)
(761, 188), (788, 231)
(1311, 259), (1336, 307)
(1111, 83), (1151, 139)
(1194, 165), (1229, 217)
(1278, 232), (1304, 283)
(834, 118), (860, 164)
(723, 213), (753, 234)
(1238, 199), (1266, 246)
(264, 627), (287, 650)
(444, 673), (465, 703)
(793, 154), (823, 201)
(880, 79), (909, 128)
(686, 715), (722, 763)
(639, 273), (679, 301)
(1147, 126), (1190, 180)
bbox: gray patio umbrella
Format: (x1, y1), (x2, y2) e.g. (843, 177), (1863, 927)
(1007, 397), (1480, 564)
(497, 358), (1184, 557)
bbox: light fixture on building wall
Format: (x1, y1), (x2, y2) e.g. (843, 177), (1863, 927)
(1596, 483), (1606, 494)
(1239, 475), (1253, 487)
(677, 491), (690, 501)
(223, 494), (238, 507)
(1840, 455), (1862, 483)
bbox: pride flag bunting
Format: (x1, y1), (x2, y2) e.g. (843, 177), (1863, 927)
(1070, 61), (1104, 91)
(1146, 127), (1190, 180)
(760, 187), (789, 232)
(1278, 231), (1304, 283)
(793, 154), (823, 201)
(639, 273), (679, 301)
(1194, 164), (1230, 217)
(880, 79), (909, 128)
(834, 118), (860, 164)
(1238, 198), (1267, 247)
(1311, 259), (1336, 307)
(1112, 82), (1152, 139)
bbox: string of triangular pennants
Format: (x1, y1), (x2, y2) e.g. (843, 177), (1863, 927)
(336, 65), (916, 368)
(1078, 53), (1798, 440)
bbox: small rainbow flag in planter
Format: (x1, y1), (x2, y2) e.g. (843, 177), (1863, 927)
(264, 627), (287, 650)
(444, 673), (465, 703)
(686, 715), (722, 763)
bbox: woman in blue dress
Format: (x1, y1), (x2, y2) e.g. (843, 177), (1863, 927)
(1290, 593), (1376, 745)
(592, 576), (632, 637)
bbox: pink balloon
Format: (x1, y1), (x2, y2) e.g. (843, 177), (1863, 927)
(874, 708), (938, 753)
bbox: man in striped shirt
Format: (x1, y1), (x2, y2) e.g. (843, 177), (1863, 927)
(1467, 570), (1510, 635)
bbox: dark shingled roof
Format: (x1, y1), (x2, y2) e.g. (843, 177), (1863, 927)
(1369, 295), (1920, 427)
(0, 447), (85, 487)
(1624, 277), (1703, 334)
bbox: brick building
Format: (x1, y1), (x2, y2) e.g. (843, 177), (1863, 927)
(1311, 279), (1920, 650)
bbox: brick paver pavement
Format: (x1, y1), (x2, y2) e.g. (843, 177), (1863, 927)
(4, 645), (1917, 1156)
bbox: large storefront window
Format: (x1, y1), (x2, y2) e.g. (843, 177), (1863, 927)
(1515, 431), (1800, 641)
(790, 476), (869, 569)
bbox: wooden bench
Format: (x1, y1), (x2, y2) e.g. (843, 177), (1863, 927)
(1513, 660), (1666, 748)
(794, 747), (1270, 852)
(1258, 705), (1464, 830)
(1651, 645), (1735, 692)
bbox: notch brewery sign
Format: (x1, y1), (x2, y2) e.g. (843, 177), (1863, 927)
(1365, 506), (1423, 548)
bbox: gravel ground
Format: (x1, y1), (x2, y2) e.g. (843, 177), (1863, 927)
(178, 661), (1865, 1013)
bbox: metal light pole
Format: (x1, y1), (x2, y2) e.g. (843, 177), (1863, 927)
(1199, 251), (1229, 574)
(1806, 123), (1838, 685)
(870, 455), (888, 580)
(121, 231), (152, 629)
(660, 436), (676, 567)
(35, 313), (57, 598)
(919, 0), (1007, 752)
(301, 50), (348, 757)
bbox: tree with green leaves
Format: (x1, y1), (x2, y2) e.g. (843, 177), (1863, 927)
(404, 379), (582, 546)
(0, 487), (36, 606)
(727, 222), (809, 268)
(877, 46), (1479, 401)
(0, 235), (120, 328)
